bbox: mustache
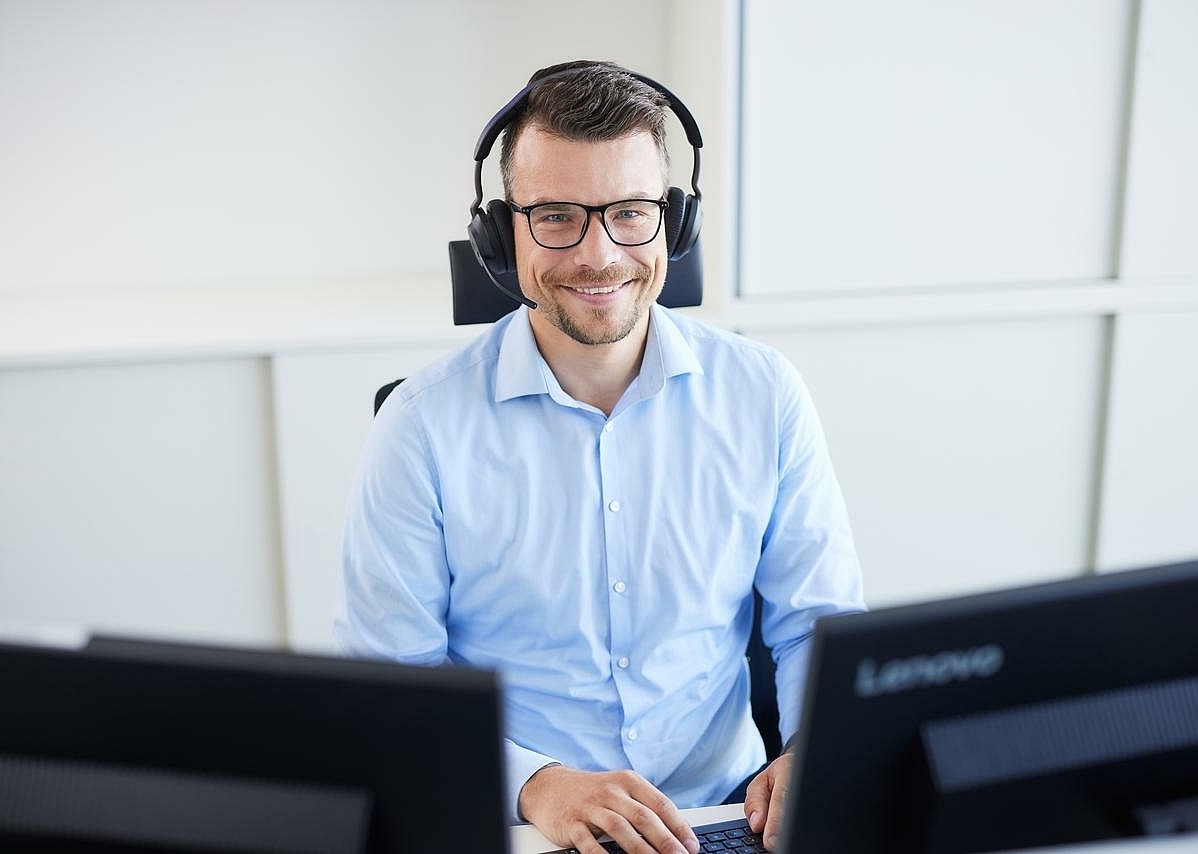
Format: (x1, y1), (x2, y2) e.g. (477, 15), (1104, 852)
(542, 263), (652, 288)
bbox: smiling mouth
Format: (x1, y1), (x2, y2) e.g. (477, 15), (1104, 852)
(565, 280), (630, 296)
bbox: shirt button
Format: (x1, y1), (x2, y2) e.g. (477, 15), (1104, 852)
(613, 580), (627, 594)
(608, 500), (621, 513)
(604, 422), (614, 433)
(627, 728), (639, 742)
(616, 656), (630, 670)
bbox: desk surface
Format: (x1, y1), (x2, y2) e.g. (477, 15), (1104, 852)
(509, 805), (1198, 854)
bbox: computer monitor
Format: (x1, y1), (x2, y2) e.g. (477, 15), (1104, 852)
(0, 636), (510, 853)
(780, 557), (1198, 853)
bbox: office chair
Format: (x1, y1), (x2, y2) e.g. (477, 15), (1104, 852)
(373, 379), (404, 418)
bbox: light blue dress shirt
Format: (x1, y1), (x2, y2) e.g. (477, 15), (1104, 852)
(336, 304), (864, 820)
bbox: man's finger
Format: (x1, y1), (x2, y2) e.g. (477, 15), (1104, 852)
(763, 778), (789, 851)
(568, 821), (608, 854)
(596, 805), (699, 854)
(624, 778), (699, 853)
(591, 810), (659, 854)
(743, 768), (772, 832)
(615, 800), (696, 854)
(656, 810), (700, 854)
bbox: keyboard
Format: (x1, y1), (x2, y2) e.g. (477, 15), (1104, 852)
(554, 817), (765, 853)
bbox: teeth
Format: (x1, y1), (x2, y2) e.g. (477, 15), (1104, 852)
(572, 284), (622, 295)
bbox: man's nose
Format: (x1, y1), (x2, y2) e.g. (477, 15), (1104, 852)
(569, 211), (623, 269)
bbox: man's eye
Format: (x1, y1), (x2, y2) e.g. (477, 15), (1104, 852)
(532, 208), (578, 226)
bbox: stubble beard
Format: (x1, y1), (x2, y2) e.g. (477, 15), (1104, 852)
(539, 263), (656, 346)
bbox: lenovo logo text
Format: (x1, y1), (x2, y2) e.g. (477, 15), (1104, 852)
(854, 644), (1004, 698)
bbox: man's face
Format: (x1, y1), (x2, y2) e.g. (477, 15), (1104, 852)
(507, 127), (668, 348)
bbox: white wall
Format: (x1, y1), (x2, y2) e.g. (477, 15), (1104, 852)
(735, 0), (1198, 604)
(755, 316), (1109, 606)
(0, 357), (284, 645)
(0, 0), (671, 290)
(740, 0), (1133, 294)
(1, 0), (1194, 651)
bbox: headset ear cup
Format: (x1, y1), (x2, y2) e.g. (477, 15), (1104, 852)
(486, 200), (516, 276)
(467, 209), (497, 266)
(664, 186), (687, 257)
(467, 201), (517, 278)
(664, 186), (702, 260)
(676, 195), (701, 259)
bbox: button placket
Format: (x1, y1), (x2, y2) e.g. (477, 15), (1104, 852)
(599, 413), (639, 765)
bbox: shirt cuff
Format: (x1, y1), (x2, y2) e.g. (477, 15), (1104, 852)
(504, 739), (562, 823)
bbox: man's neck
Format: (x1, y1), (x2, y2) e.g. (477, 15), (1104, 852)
(529, 313), (650, 417)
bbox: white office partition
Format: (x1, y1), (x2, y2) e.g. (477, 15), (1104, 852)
(739, 0), (1133, 294)
(0, 359), (284, 645)
(751, 316), (1107, 606)
(1095, 311), (1198, 572)
(1119, 0), (1198, 278)
(1093, 0), (1198, 570)
(0, 0), (669, 293)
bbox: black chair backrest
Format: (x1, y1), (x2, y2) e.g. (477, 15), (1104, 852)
(373, 379), (404, 416)
(448, 236), (703, 326)
(748, 591), (782, 759)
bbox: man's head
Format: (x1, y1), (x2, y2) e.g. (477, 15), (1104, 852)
(500, 61), (673, 349)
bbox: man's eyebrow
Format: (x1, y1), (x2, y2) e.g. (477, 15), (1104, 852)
(518, 192), (665, 206)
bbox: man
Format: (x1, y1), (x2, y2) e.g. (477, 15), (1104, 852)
(336, 61), (863, 854)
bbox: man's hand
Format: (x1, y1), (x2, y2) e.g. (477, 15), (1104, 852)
(744, 751), (794, 851)
(518, 765), (700, 854)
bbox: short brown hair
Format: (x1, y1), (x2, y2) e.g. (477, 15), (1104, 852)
(499, 60), (671, 198)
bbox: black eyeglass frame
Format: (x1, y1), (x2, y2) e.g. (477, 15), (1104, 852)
(506, 198), (669, 250)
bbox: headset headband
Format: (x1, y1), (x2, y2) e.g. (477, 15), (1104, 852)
(470, 69), (704, 216)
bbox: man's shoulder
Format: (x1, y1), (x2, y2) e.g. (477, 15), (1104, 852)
(379, 315), (510, 413)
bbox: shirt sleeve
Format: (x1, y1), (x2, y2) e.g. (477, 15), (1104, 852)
(334, 399), (451, 666)
(753, 355), (866, 744)
(338, 400), (567, 823)
(505, 739), (562, 823)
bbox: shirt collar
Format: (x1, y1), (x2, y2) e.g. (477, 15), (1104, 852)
(493, 304), (704, 405)
(636, 303), (705, 399)
(493, 308), (551, 403)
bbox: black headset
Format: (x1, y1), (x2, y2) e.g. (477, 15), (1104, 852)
(466, 66), (705, 310)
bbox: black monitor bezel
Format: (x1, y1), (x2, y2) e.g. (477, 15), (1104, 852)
(0, 637), (510, 853)
(781, 558), (1198, 853)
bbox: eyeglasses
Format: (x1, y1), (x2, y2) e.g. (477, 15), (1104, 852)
(508, 198), (668, 250)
